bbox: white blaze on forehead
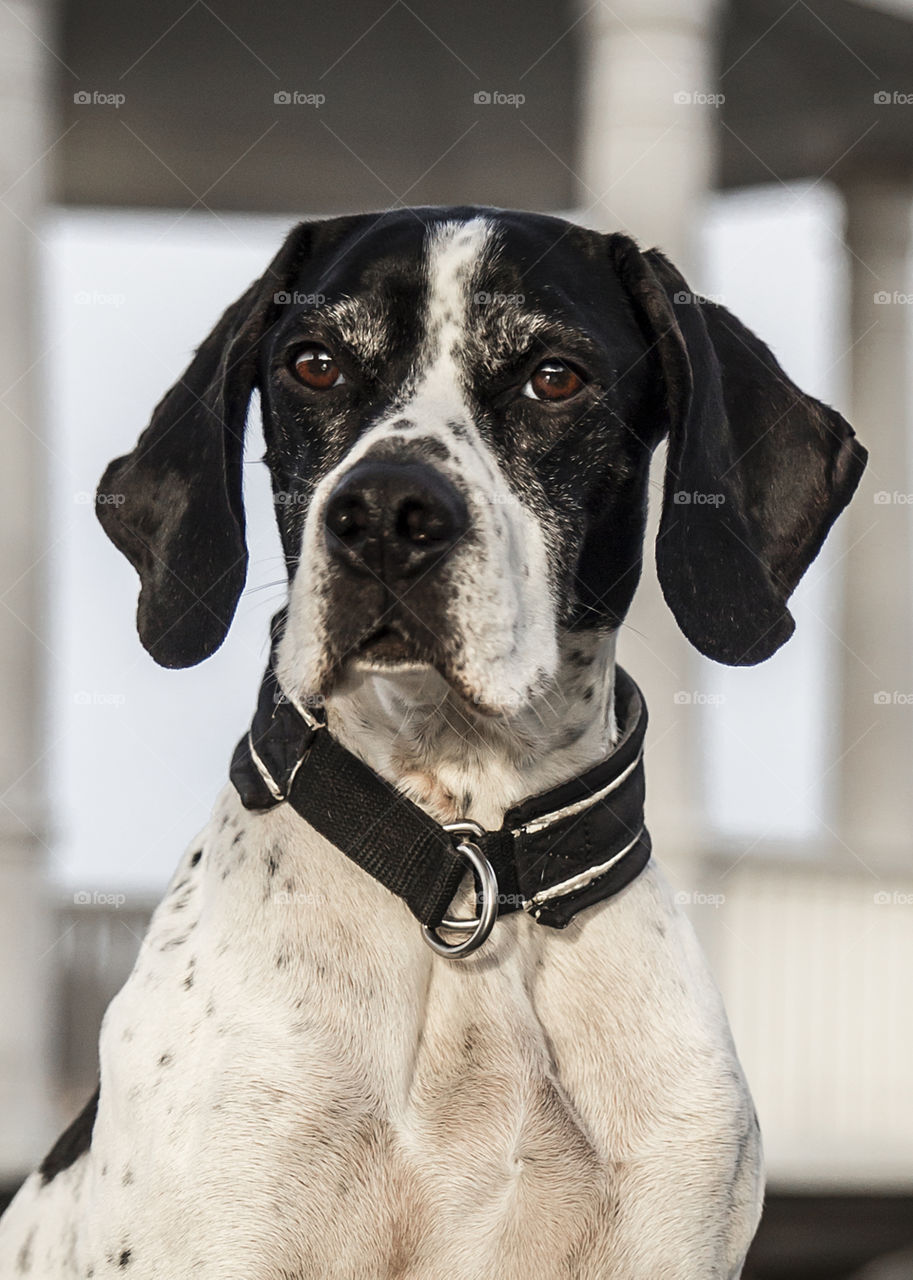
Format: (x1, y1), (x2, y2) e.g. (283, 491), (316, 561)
(415, 217), (495, 402)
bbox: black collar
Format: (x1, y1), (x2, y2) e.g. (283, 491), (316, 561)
(230, 617), (651, 956)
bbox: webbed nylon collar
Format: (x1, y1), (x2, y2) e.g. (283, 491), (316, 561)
(230, 618), (651, 932)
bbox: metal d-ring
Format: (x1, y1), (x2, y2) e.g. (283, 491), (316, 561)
(421, 821), (498, 959)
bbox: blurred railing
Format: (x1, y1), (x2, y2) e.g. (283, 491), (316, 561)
(705, 861), (913, 1190)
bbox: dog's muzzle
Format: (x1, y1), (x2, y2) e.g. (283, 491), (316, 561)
(324, 460), (468, 582)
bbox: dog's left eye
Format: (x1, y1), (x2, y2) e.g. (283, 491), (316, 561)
(522, 359), (586, 403)
(291, 345), (345, 390)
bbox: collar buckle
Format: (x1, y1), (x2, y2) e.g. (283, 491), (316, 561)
(420, 821), (499, 959)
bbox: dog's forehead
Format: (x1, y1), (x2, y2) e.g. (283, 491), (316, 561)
(286, 207), (618, 349)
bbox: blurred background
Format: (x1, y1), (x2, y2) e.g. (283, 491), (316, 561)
(0, 0), (912, 1274)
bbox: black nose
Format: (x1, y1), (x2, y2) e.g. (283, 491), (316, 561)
(324, 461), (468, 580)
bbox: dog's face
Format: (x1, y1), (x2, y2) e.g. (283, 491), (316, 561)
(97, 206), (866, 718)
(261, 211), (661, 712)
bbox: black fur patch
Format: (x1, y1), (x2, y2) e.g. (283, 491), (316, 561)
(38, 1086), (100, 1184)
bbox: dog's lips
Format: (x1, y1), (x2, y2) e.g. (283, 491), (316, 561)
(354, 623), (430, 666)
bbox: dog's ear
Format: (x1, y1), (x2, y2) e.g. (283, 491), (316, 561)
(96, 222), (313, 668)
(608, 235), (867, 665)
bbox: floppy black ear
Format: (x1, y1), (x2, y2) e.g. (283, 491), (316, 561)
(609, 236), (867, 666)
(96, 222), (312, 668)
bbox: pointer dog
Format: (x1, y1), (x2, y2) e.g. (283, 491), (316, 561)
(0, 207), (865, 1278)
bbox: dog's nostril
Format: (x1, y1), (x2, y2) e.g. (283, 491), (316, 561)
(397, 498), (452, 545)
(326, 496), (369, 542)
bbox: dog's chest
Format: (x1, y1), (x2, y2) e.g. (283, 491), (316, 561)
(82, 794), (627, 1278)
(73, 789), (747, 1280)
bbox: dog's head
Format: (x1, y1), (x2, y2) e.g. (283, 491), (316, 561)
(97, 208), (866, 715)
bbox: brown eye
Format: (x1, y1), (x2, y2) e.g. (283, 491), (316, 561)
(292, 345), (344, 389)
(523, 358), (585, 402)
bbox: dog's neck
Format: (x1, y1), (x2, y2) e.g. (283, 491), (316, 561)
(324, 631), (618, 829)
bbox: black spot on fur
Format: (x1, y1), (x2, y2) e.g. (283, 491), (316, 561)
(190, 848), (203, 866)
(582, 685), (594, 702)
(160, 934), (189, 950)
(158, 1052), (173, 1068)
(122, 1167), (134, 1186)
(231, 831), (243, 846)
(119, 1249), (132, 1267)
(267, 849), (282, 877)
(16, 1227), (35, 1272)
(39, 1086), (99, 1184)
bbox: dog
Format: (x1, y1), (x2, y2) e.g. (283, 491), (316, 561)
(0, 207), (866, 1278)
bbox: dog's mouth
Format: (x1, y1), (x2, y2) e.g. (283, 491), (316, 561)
(353, 622), (432, 667)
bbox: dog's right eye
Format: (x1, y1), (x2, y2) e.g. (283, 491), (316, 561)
(291, 345), (345, 390)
